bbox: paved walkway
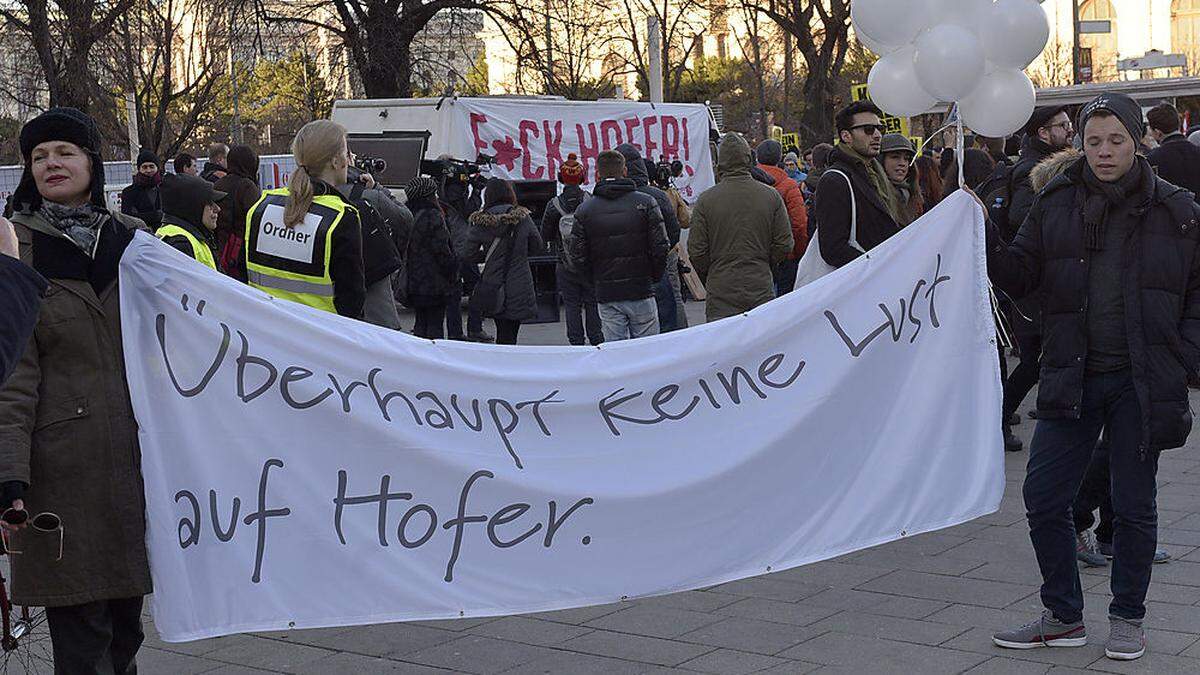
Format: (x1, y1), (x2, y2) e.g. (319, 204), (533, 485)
(27, 304), (1200, 673)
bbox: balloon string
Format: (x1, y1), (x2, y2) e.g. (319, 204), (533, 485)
(956, 114), (965, 192)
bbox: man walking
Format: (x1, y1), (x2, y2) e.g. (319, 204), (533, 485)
(1147, 102), (1200, 205)
(987, 93), (1200, 661)
(813, 101), (900, 269)
(570, 150), (669, 341)
(688, 133), (792, 322)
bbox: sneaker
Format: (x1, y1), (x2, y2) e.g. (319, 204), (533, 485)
(992, 609), (1087, 649)
(1077, 531), (1108, 567)
(1105, 616), (1146, 660)
(467, 330), (495, 344)
(1095, 540), (1171, 564)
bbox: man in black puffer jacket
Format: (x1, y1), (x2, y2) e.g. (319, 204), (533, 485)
(570, 150), (668, 341)
(988, 93), (1200, 661)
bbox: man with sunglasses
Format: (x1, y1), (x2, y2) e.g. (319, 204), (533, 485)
(812, 100), (902, 269)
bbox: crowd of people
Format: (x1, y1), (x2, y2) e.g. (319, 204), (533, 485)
(2, 87), (1200, 668)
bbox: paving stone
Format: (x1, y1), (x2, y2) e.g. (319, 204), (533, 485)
(202, 636), (336, 672)
(133, 646), (221, 674)
(499, 651), (654, 674)
(407, 617), (500, 632)
(559, 629), (714, 666)
(964, 561), (1046, 585)
(582, 605), (725, 639)
(677, 648), (789, 674)
(152, 633), (259, 658)
(848, 548), (985, 576)
(677, 616), (823, 655)
(295, 652), (455, 674)
(402, 636), (558, 674)
(707, 576), (828, 603)
(807, 610), (968, 646)
(791, 588), (894, 612)
(962, 656), (1053, 674)
(527, 603), (626, 625)
(714, 596), (841, 627)
(859, 570), (1036, 608)
(937, 626), (1107, 668)
(466, 616), (593, 646)
(203, 667), (280, 675)
(865, 596), (952, 620)
(633, 590), (743, 613)
(776, 631), (988, 672)
(281, 623), (459, 658)
(770, 561), (893, 589)
(753, 661), (823, 674)
(1143, 601), (1200, 634)
(1087, 651), (1200, 674)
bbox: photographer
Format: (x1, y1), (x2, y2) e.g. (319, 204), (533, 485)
(341, 156), (411, 330)
(435, 154), (491, 342)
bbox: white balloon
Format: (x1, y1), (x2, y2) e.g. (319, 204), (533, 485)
(960, 68), (1037, 137)
(913, 24), (987, 102)
(851, 0), (928, 50)
(977, 0), (1051, 69)
(855, 25), (901, 57)
(867, 47), (939, 117)
(922, 0), (987, 34)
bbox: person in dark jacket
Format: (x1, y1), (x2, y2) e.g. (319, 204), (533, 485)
(0, 219), (45, 385)
(615, 143), (685, 332)
(1008, 106), (1072, 240)
(157, 173), (224, 268)
(213, 145), (261, 280)
(173, 152), (198, 176)
(201, 143), (229, 183)
(814, 101), (901, 269)
(542, 153), (603, 346)
(121, 148), (162, 231)
(439, 167), (491, 342)
(987, 93), (1200, 661)
(1147, 103), (1200, 206)
(571, 150), (668, 341)
(465, 179), (544, 345)
(0, 106), (152, 674)
(403, 177), (458, 339)
(341, 165), (405, 330)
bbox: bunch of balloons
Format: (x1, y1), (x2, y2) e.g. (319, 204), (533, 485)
(855, 0), (1050, 137)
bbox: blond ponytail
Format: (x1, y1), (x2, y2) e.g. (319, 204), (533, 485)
(285, 119), (347, 227)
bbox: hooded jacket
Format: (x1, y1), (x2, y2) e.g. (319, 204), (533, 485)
(757, 163), (809, 258)
(403, 198), (457, 306)
(465, 205), (544, 321)
(813, 145), (900, 269)
(213, 146), (262, 280)
(615, 144), (681, 246)
(570, 179), (669, 303)
(989, 155), (1200, 452)
(688, 134), (793, 321)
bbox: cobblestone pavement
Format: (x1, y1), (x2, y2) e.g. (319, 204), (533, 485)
(17, 304), (1200, 673)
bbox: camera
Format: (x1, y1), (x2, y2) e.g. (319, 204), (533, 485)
(354, 155), (387, 174)
(651, 156), (685, 189)
(420, 154), (492, 190)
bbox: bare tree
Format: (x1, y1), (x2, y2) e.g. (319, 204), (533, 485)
(489, 0), (623, 99)
(613, 0), (707, 101)
(256, 0), (494, 99)
(1029, 38), (1073, 89)
(747, 0), (852, 144)
(0, 0), (135, 112)
(733, 4), (785, 139)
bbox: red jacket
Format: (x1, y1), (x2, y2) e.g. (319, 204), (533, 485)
(757, 164), (809, 259)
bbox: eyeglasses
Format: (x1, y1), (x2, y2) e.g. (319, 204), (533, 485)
(1, 508), (63, 561)
(851, 124), (885, 135)
(1042, 120), (1073, 133)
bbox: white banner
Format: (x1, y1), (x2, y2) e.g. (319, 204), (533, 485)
(120, 192), (1003, 642)
(448, 99), (717, 201)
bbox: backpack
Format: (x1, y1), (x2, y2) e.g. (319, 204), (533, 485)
(349, 182), (402, 285)
(976, 163), (1014, 235)
(552, 195), (585, 272)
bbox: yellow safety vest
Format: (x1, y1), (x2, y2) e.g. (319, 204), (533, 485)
(156, 223), (217, 270)
(244, 188), (353, 314)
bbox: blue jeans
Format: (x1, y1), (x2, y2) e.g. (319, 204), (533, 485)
(598, 298), (659, 341)
(1024, 369), (1159, 622)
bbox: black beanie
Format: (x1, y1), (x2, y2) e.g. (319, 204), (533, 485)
(11, 107), (106, 214)
(756, 139), (784, 167)
(1077, 92), (1146, 143)
(136, 148), (160, 168)
(161, 173), (226, 230)
(405, 176), (439, 202)
(1023, 105), (1067, 136)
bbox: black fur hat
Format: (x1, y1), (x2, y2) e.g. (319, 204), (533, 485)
(10, 107), (107, 214)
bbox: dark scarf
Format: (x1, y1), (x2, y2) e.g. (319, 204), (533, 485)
(38, 201), (107, 254)
(133, 172), (161, 188)
(1081, 159), (1145, 251)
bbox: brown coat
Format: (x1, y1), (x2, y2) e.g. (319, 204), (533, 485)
(0, 209), (152, 607)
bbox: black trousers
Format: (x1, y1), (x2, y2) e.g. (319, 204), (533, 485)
(557, 264), (603, 346)
(47, 596), (144, 675)
(1004, 332), (1042, 419)
(413, 305), (447, 339)
(495, 318), (521, 345)
(1074, 437), (1116, 545)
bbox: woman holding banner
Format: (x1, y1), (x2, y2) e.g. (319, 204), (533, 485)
(0, 107), (152, 673)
